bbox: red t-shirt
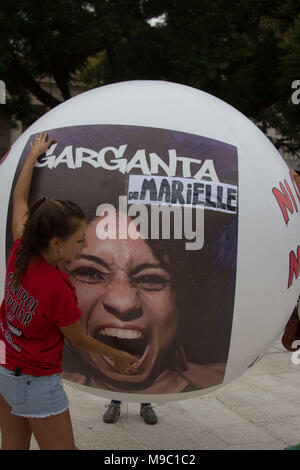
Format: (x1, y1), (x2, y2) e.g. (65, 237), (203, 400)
(0, 239), (82, 376)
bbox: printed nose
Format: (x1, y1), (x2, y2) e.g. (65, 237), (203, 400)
(102, 280), (142, 321)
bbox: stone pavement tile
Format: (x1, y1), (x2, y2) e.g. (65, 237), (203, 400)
(179, 428), (229, 450)
(259, 416), (300, 446)
(250, 374), (300, 404)
(126, 428), (228, 450)
(220, 374), (299, 407)
(247, 373), (287, 389)
(127, 431), (199, 450)
(213, 382), (279, 408)
(176, 396), (226, 412)
(211, 423), (283, 447)
(117, 412), (201, 443)
(184, 406), (249, 429)
(276, 371), (300, 386)
(73, 417), (146, 450)
(77, 434), (146, 451)
(231, 400), (300, 424)
(69, 404), (103, 425)
(65, 383), (106, 407)
(245, 352), (295, 376)
(142, 407), (208, 432)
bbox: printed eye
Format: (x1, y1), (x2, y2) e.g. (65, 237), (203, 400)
(68, 267), (107, 284)
(132, 273), (171, 291)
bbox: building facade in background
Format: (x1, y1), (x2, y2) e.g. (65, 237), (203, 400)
(0, 77), (86, 159)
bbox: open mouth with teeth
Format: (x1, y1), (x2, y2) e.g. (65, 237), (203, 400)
(94, 327), (148, 362)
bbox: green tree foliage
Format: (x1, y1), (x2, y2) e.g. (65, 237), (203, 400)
(0, 0), (299, 154)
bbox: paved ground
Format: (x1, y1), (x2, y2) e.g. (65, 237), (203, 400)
(24, 337), (299, 450)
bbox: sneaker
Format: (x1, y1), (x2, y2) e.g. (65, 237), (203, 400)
(140, 404), (157, 425)
(103, 401), (121, 423)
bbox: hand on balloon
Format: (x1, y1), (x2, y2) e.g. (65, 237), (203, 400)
(108, 349), (139, 375)
(30, 132), (54, 158)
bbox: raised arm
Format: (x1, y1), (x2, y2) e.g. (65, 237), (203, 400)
(12, 132), (54, 241)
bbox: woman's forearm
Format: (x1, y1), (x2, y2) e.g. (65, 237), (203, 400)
(13, 150), (39, 204)
(70, 334), (137, 375)
(13, 133), (53, 205)
(71, 333), (129, 359)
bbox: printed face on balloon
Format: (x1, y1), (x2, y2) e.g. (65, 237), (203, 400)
(63, 216), (179, 385)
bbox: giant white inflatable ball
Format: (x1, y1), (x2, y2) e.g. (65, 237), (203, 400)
(0, 81), (299, 403)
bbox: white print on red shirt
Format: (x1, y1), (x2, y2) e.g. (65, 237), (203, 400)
(5, 272), (39, 327)
(0, 321), (22, 353)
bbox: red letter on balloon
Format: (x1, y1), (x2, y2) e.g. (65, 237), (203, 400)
(272, 181), (296, 225)
(288, 246), (300, 288)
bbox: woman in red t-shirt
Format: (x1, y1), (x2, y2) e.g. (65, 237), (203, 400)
(0, 133), (137, 450)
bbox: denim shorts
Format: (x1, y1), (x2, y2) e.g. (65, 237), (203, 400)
(0, 365), (69, 418)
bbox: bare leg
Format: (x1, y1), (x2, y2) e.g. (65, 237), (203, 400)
(0, 394), (32, 450)
(28, 408), (75, 450)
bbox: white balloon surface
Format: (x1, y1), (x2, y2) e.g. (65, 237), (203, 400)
(0, 81), (299, 402)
